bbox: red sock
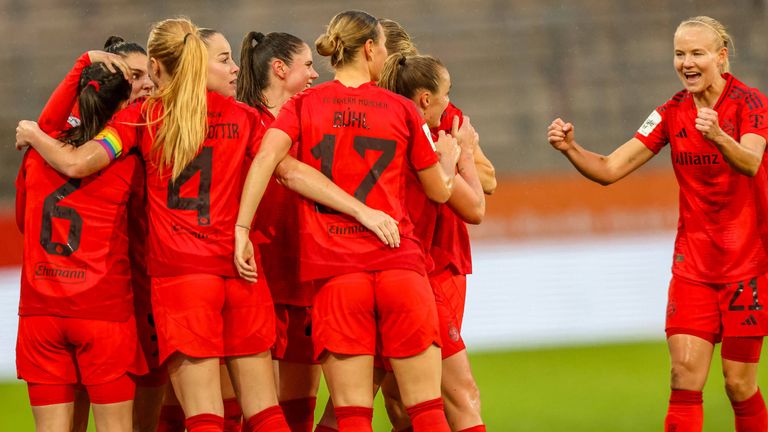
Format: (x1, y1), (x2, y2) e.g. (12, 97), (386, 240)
(244, 405), (290, 432)
(280, 397), (317, 432)
(405, 398), (450, 432)
(665, 390), (703, 432)
(185, 413), (225, 432)
(398, 428), (414, 432)
(157, 404), (186, 432)
(732, 389), (768, 432)
(314, 425), (338, 432)
(334, 406), (373, 431)
(457, 426), (486, 432)
(224, 398), (243, 432)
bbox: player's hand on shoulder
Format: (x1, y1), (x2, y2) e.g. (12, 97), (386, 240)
(435, 130), (460, 167)
(87, 50), (132, 82)
(548, 118), (575, 152)
(695, 108), (723, 141)
(16, 120), (42, 150)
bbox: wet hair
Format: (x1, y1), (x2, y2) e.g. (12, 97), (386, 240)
(315, 10), (381, 68)
(677, 16), (734, 73)
(380, 19), (418, 56)
(59, 63), (131, 146)
(103, 35), (147, 57)
(145, 17), (208, 181)
(237, 31), (305, 110)
(378, 53), (445, 100)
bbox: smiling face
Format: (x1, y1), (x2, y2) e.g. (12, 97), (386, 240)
(204, 32), (240, 97)
(422, 67), (451, 128)
(282, 43), (319, 95)
(673, 24), (727, 95)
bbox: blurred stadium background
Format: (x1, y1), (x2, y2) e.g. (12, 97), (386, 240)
(2, 0), (768, 430)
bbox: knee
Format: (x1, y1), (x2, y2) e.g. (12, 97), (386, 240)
(724, 373), (758, 402)
(669, 359), (706, 390)
(444, 374), (481, 413)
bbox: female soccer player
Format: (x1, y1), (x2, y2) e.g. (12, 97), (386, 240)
(15, 55), (146, 432)
(235, 10), (460, 432)
(237, 31), (322, 432)
(103, 35), (154, 101)
(547, 16), (768, 432)
(378, 53), (487, 432)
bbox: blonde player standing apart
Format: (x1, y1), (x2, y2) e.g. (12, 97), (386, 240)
(235, 10), (459, 432)
(548, 16), (768, 432)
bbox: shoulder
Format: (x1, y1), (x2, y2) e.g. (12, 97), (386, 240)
(725, 74), (767, 106)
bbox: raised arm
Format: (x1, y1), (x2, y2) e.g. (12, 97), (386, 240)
(16, 120), (111, 178)
(547, 118), (655, 185)
(446, 116), (485, 224)
(417, 131), (460, 203)
(696, 108), (765, 176)
(274, 156), (400, 247)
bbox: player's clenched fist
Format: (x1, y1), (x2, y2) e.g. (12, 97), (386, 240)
(547, 118), (575, 152)
(16, 120), (42, 151)
(695, 107), (723, 141)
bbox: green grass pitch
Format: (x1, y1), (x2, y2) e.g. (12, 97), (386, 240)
(0, 340), (764, 431)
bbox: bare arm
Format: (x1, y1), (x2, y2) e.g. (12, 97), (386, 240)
(274, 155), (400, 247)
(16, 120), (111, 178)
(446, 116), (485, 224)
(696, 108), (765, 176)
(418, 131), (460, 203)
(547, 118), (655, 185)
(473, 142), (497, 195)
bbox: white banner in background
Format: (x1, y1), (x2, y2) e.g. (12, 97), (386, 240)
(0, 233), (673, 378)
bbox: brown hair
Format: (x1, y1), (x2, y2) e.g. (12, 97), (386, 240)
(677, 16), (733, 73)
(380, 19), (418, 56)
(378, 53), (445, 99)
(145, 17), (208, 181)
(237, 31), (305, 110)
(315, 10), (380, 68)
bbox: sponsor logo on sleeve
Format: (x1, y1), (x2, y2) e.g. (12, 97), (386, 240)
(638, 110), (662, 137)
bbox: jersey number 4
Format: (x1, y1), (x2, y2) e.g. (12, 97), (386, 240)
(311, 134), (396, 213)
(40, 179), (83, 256)
(167, 147), (212, 226)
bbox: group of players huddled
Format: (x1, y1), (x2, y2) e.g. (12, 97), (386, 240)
(14, 10), (495, 432)
(14, 8), (768, 432)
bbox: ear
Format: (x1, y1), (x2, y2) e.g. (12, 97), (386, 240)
(417, 90), (431, 111)
(718, 46), (728, 71)
(364, 38), (375, 61)
(272, 59), (286, 79)
(150, 57), (161, 80)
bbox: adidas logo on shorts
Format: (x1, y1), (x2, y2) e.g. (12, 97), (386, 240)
(741, 314), (758, 326)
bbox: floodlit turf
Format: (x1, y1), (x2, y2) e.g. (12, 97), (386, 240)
(0, 340), (765, 431)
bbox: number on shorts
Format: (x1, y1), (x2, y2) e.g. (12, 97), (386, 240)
(310, 134), (396, 213)
(39, 179), (83, 256)
(728, 278), (763, 311)
(167, 147), (212, 225)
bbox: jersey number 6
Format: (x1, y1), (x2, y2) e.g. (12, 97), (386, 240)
(40, 179), (83, 256)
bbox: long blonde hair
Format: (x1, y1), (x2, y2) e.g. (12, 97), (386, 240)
(145, 18), (208, 181)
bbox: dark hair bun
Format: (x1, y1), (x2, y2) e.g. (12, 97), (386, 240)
(104, 35), (125, 50)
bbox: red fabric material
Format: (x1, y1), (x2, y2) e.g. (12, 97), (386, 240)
(405, 398), (450, 431)
(313, 425), (338, 432)
(27, 383), (75, 406)
(185, 413), (225, 432)
(87, 373), (135, 404)
(722, 337), (764, 363)
(334, 406), (373, 431)
(457, 426), (486, 432)
(223, 397), (242, 432)
(157, 404), (186, 432)
(732, 389), (768, 432)
(665, 390), (703, 432)
(244, 405), (290, 432)
(280, 397), (317, 432)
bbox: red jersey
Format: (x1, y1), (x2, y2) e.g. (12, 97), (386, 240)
(37, 53), (90, 135)
(108, 92), (266, 277)
(271, 80), (439, 281)
(16, 149), (141, 321)
(429, 103), (473, 276)
(634, 73), (768, 283)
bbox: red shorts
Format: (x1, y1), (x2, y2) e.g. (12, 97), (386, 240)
(16, 315), (148, 386)
(151, 274), (276, 364)
(312, 269), (440, 360)
(430, 270), (467, 359)
(272, 304), (318, 364)
(666, 273), (768, 343)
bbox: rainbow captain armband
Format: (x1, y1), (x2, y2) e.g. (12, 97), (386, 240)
(93, 126), (124, 161)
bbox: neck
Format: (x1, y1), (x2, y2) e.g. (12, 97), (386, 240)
(334, 61), (373, 88)
(262, 85), (292, 118)
(692, 74), (727, 108)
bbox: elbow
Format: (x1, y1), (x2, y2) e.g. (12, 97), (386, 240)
(464, 209), (484, 225)
(427, 187), (451, 204)
(62, 163), (92, 179)
(482, 170), (497, 195)
(274, 159), (297, 188)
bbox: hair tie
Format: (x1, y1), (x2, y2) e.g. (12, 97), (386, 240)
(183, 32), (192, 44)
(398, 55), (407, 66)
(86, 80), (100, 92)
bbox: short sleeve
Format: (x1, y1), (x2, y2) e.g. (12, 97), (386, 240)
(405, 102), (439, 170)
(738, 89), (768, 142)
(96, 104), (143, 161)
(633, 104), (670, 154)
(271, 94), (302, 144)
(38, 53), (91, 135)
